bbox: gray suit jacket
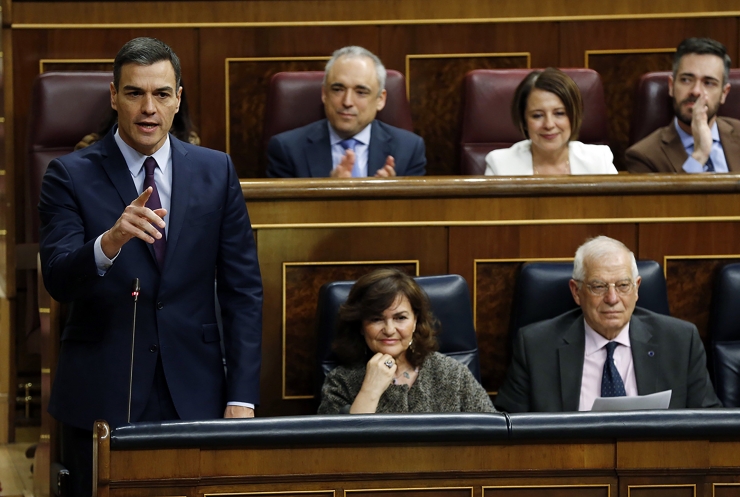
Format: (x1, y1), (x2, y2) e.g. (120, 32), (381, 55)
(625, 116), (740, 173)
(494, 307), (721, 412)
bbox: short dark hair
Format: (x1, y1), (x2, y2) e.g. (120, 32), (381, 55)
(673, 37), (731, 85)
(511, 67), (583, 141)
(332, 268), (439, 369)
(113, 37), (181, 90)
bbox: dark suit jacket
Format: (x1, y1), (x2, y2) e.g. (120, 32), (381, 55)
(625, 116), (740, 173)
(494, 307), (721, 412)
(39, 131), (263, 431)
(266, 119), (426, 178)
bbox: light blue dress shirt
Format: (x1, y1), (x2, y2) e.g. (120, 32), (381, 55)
(675, 118), (729, 173)
(329, 122), (372, 176)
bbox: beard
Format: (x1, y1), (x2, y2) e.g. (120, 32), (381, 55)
(673, 96), (721, 127)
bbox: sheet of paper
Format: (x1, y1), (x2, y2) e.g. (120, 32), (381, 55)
(590, 390), (672, 411)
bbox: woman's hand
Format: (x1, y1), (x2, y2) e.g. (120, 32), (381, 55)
(349, 353), (397, 413)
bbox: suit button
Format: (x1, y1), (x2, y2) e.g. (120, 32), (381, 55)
(149, 344), (158, 353)
(156, 302), (164, 310)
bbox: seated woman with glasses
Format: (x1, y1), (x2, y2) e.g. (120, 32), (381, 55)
(484, 68), (617, 176)
(317, 268), (496, 414)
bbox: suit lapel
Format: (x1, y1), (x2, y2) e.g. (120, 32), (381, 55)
(660, 124), (687, 173)
(99, 132), (159, 265)
(100, 131), (139, 207)
(367, 121), (391, 176)
(630, 313), (658, 395)
(305, 120), (334, 177)
(718, 117), (740, 172)
(557, 317), (586, 411)
(164, 137), (192, 273)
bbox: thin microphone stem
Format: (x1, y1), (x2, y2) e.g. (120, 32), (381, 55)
(127, 278), (140, 424)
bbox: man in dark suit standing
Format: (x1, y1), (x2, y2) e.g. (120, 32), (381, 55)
(39, 37), (262, 496)
(267, 46), (426, 178)
(626, 37), (740, 173)
(495, 236), (720, 413)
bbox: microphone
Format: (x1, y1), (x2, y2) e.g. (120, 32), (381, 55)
(127, 278), (140, 424)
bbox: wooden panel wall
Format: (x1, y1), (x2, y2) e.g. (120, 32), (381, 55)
(6, 16), (740, 246)
(241, 177), (740, 416)
(6, 2), (740, 427)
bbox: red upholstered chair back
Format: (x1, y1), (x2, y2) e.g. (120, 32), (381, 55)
(261, 70), (413, 150)
(459, 68), (609, 175)
(629, 69), (740, 145)
(27, 71), (113, 243)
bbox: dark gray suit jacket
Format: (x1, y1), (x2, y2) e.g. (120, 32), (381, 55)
(494, 307), (721, 412)
(625, 116), (740, 173)
(266, 119), (426, 178)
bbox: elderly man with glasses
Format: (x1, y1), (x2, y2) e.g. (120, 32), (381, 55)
(494, 236), (721, 412)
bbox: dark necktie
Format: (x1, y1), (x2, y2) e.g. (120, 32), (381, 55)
(339, 138), (361, 177)
(705, 155), (715, 172)
(143, 156), (166, 267)
(601, 341), (626, 397)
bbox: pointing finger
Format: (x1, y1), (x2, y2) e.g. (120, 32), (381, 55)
(132, 187), (153, 207)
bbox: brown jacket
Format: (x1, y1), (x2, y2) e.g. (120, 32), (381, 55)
(625, 116), (740, 173)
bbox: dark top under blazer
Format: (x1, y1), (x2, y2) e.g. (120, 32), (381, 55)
(39, 130), (263, 431)
(494, 307), (721, 413)
(266, 119), (426, 178)
(625, 116), (740, 173)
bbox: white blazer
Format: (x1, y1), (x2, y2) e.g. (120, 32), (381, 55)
(484, 140), (617, 176)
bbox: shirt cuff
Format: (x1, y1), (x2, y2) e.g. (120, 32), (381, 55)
(227, 401), (255, 409)
(94, 232), (120, 276)
(682, 156), (706, 173)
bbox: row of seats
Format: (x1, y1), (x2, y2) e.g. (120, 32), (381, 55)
(314, 262), (740, 408)
(267, 68), (740, 174)
(31, 68), (740, 196)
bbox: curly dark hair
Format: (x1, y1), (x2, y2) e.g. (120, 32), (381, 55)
(332, 268), (439, 368)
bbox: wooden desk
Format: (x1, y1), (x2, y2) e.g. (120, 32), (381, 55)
(92, 412), (740, 497)
(242, 175), (740, 416)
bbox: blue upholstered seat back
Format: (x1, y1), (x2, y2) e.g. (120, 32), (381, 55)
(315, 274), (481, 397)
(508, 260), (670, 338)
(709, 263), (740, 407)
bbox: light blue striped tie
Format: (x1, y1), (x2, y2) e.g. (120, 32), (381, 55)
(339, 138), (361, 177)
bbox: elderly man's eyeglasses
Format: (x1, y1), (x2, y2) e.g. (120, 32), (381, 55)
(575, 279), (635, 296)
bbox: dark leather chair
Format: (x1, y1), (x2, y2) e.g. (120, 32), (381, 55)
(628, 69), (740, 145)
(508, 260), (670, 337)
(459, 68), (609, 175)
(28, 71), (113, 242)
(315, 274), (481, 397)
(708, 263), (740, 407)
(27, 71), (113, 497)
(262, 70), (414, 150)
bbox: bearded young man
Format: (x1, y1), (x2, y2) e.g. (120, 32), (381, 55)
(626, 37), (740, 173)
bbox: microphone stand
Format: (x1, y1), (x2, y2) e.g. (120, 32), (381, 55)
(127, 278), (140, 424)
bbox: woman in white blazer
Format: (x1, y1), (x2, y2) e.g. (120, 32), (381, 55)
(484, 68), (617, 176)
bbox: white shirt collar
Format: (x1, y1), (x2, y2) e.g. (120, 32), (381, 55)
(584, 319), (631, 356)
(114, 127), (172, 176)
(328, 122), (372, 146)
